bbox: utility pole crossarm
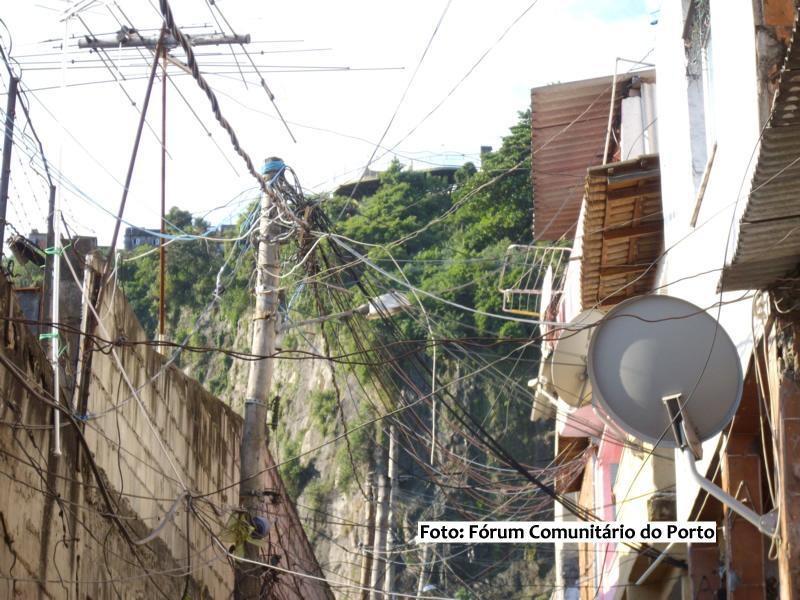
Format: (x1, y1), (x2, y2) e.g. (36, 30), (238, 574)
(78, 30), (250, 49)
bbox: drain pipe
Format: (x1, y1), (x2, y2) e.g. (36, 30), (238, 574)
(635, 542), (675, 586)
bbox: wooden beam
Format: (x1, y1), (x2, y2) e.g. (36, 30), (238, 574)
(720, 451), (765, 599)
(606, 181), (661, 201)
(688, 544), (722, 600)
(602, 221), (662, 241)
(597, 290), (639, 306)
(555, 435), (589, 494)
(715, 359), (767, 599)
(599, 264), (648, 276)
(776, 376), (800, 600)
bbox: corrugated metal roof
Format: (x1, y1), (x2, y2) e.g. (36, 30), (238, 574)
(531, 71), (655, 242)
(720, 13), (800, 291)
(580, 155), (663, 309)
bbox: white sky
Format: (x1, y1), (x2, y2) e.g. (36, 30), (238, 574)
(2, 0), (659, 243)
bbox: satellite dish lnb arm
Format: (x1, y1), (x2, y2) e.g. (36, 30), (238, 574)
(662, 395), (778, 537)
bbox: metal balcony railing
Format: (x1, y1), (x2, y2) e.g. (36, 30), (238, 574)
(498, 244), (571, 318)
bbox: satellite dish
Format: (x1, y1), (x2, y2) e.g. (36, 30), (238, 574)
(587, 295), (742, 448)
(587, 294), (778, 537)
(551, 309), (605, 408)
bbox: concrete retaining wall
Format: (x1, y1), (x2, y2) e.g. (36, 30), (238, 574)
(0, 254), (331, 599)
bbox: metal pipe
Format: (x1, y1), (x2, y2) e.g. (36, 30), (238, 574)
(51, 170), (62, 457)
(429, 329), (437, 465)
(635, 542), (674, 586)
(690, 142), (717, 227)
(0, 76), (18, 253)
(602, 59), (619, 165)
(159, 45), (167, 342)
(38, 185), (56, 333)
(105, 29), (166, 267)
(682, 447), (777, 536)
(51, 18), (71, 458)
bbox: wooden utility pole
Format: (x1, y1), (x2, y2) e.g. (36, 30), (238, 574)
(0, 75), (18, 253)
(770, 314), (800, 600)
(776, 374), (800, 600)
(235, 163), (282, 598)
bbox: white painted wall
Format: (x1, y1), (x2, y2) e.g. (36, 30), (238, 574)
(655, 0), (761, 521)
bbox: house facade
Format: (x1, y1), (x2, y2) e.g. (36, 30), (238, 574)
(527, 1), (800, 598)
(124, 225), (161, 250)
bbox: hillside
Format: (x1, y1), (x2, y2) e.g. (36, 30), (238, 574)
(118, 110), (555, 599)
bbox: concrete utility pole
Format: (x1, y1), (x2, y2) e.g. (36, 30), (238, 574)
(384, 424), (398, 599)
(359, 471), (376, 600)
(0, 75), (18, 253)
(370, 430), (389, 600)
(416, 544), (432, 598)
(236, 161), (282, 598)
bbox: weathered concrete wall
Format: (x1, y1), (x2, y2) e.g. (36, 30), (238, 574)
(0, 256), (332, 599)
(0, 270), (191, 599)
(81, 260), (242, 598)
(81, 256), (331, 600)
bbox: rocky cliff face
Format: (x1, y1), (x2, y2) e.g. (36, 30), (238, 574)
(170, 298), (554, 599)
(179, 311), (373, 588)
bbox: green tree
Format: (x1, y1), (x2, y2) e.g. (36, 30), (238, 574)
(118, 206), (226, 338)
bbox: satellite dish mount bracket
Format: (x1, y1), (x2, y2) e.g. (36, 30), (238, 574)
(662, 394), (778, 537)
(662, 394), (704, 460)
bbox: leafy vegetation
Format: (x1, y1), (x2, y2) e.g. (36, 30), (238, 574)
(118, 207), (226, 336)
(334, 403), (373, 490)
(329, 111), (534, 342)
(309, 389), (337, 436)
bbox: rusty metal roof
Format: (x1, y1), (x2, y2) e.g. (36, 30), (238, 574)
(720, 15), (800, 291)
(580, 155), (663, 309)
(531, 71), (655, 242)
